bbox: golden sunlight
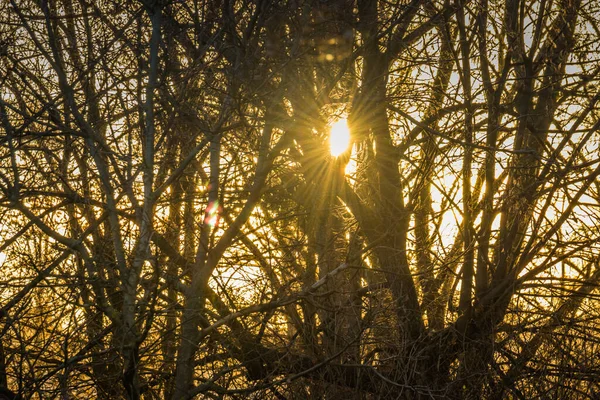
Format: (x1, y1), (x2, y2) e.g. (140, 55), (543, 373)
(329, 118), (350, 157)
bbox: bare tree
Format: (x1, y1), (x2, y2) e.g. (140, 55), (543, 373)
(1, 0), (600, 399)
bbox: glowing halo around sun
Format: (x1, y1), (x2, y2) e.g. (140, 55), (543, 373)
(329, 118), (350, 157)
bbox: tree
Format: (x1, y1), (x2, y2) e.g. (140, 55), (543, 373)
(1, 0), (600, 398)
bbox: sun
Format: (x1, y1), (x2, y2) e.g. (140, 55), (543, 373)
(329, 118), (350, 157)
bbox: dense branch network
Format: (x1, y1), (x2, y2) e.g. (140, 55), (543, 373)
(0, 0), (600, 399)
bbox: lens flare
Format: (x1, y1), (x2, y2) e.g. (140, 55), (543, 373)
(329, 118), (350, 157)
(204, 200), (221, 228)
